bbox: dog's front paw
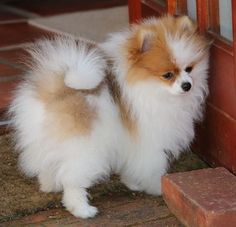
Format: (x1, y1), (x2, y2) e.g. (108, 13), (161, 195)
(67, 204), (98, 219)
(62, 187), (98, 219)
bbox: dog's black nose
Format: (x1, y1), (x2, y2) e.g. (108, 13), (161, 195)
(181, 82), (191, 92)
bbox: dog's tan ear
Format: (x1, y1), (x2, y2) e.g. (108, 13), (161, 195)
(178, 15), (197, 33)
(138, 29), (155, 53)
(126, 28), (155, 62)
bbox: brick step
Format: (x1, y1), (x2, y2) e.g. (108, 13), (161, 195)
(162, 167), (236, 227)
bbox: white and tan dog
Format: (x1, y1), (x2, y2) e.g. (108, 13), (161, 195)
(9, 15), (209, 218)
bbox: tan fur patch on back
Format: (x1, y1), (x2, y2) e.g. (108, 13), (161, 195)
(36, 74), (101, 139)
(106, 73), (137, 136)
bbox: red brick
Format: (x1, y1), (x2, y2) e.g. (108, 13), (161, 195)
(162, 167), (236, 227)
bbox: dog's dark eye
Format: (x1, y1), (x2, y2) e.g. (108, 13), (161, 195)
(185, 66), (193, 73)
(162, 72), (174, 80)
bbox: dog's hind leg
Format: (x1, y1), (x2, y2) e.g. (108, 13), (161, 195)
(62, 186), (98, 218)
(38, 171), (61, 193)
(121, 174), (144, 192)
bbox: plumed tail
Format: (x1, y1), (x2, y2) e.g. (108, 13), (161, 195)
(26, 36), (107, 92)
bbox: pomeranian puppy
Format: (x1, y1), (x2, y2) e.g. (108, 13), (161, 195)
(9, 15), (209, 218)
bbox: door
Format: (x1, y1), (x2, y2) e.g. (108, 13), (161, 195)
(128, 0), (236, 174)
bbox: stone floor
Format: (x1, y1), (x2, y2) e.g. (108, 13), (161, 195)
(2, 192), (183, 227)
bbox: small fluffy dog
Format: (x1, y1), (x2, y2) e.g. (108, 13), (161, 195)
(9, 15), (209, 218)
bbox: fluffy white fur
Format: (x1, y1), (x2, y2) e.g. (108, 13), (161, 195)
(27, 38), (107, 90)
(9, 17), (209, 219)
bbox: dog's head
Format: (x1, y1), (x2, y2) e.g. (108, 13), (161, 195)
(123, 15), (210, 96)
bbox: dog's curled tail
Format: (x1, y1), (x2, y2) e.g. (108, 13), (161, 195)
(26, 36), (107, 90)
